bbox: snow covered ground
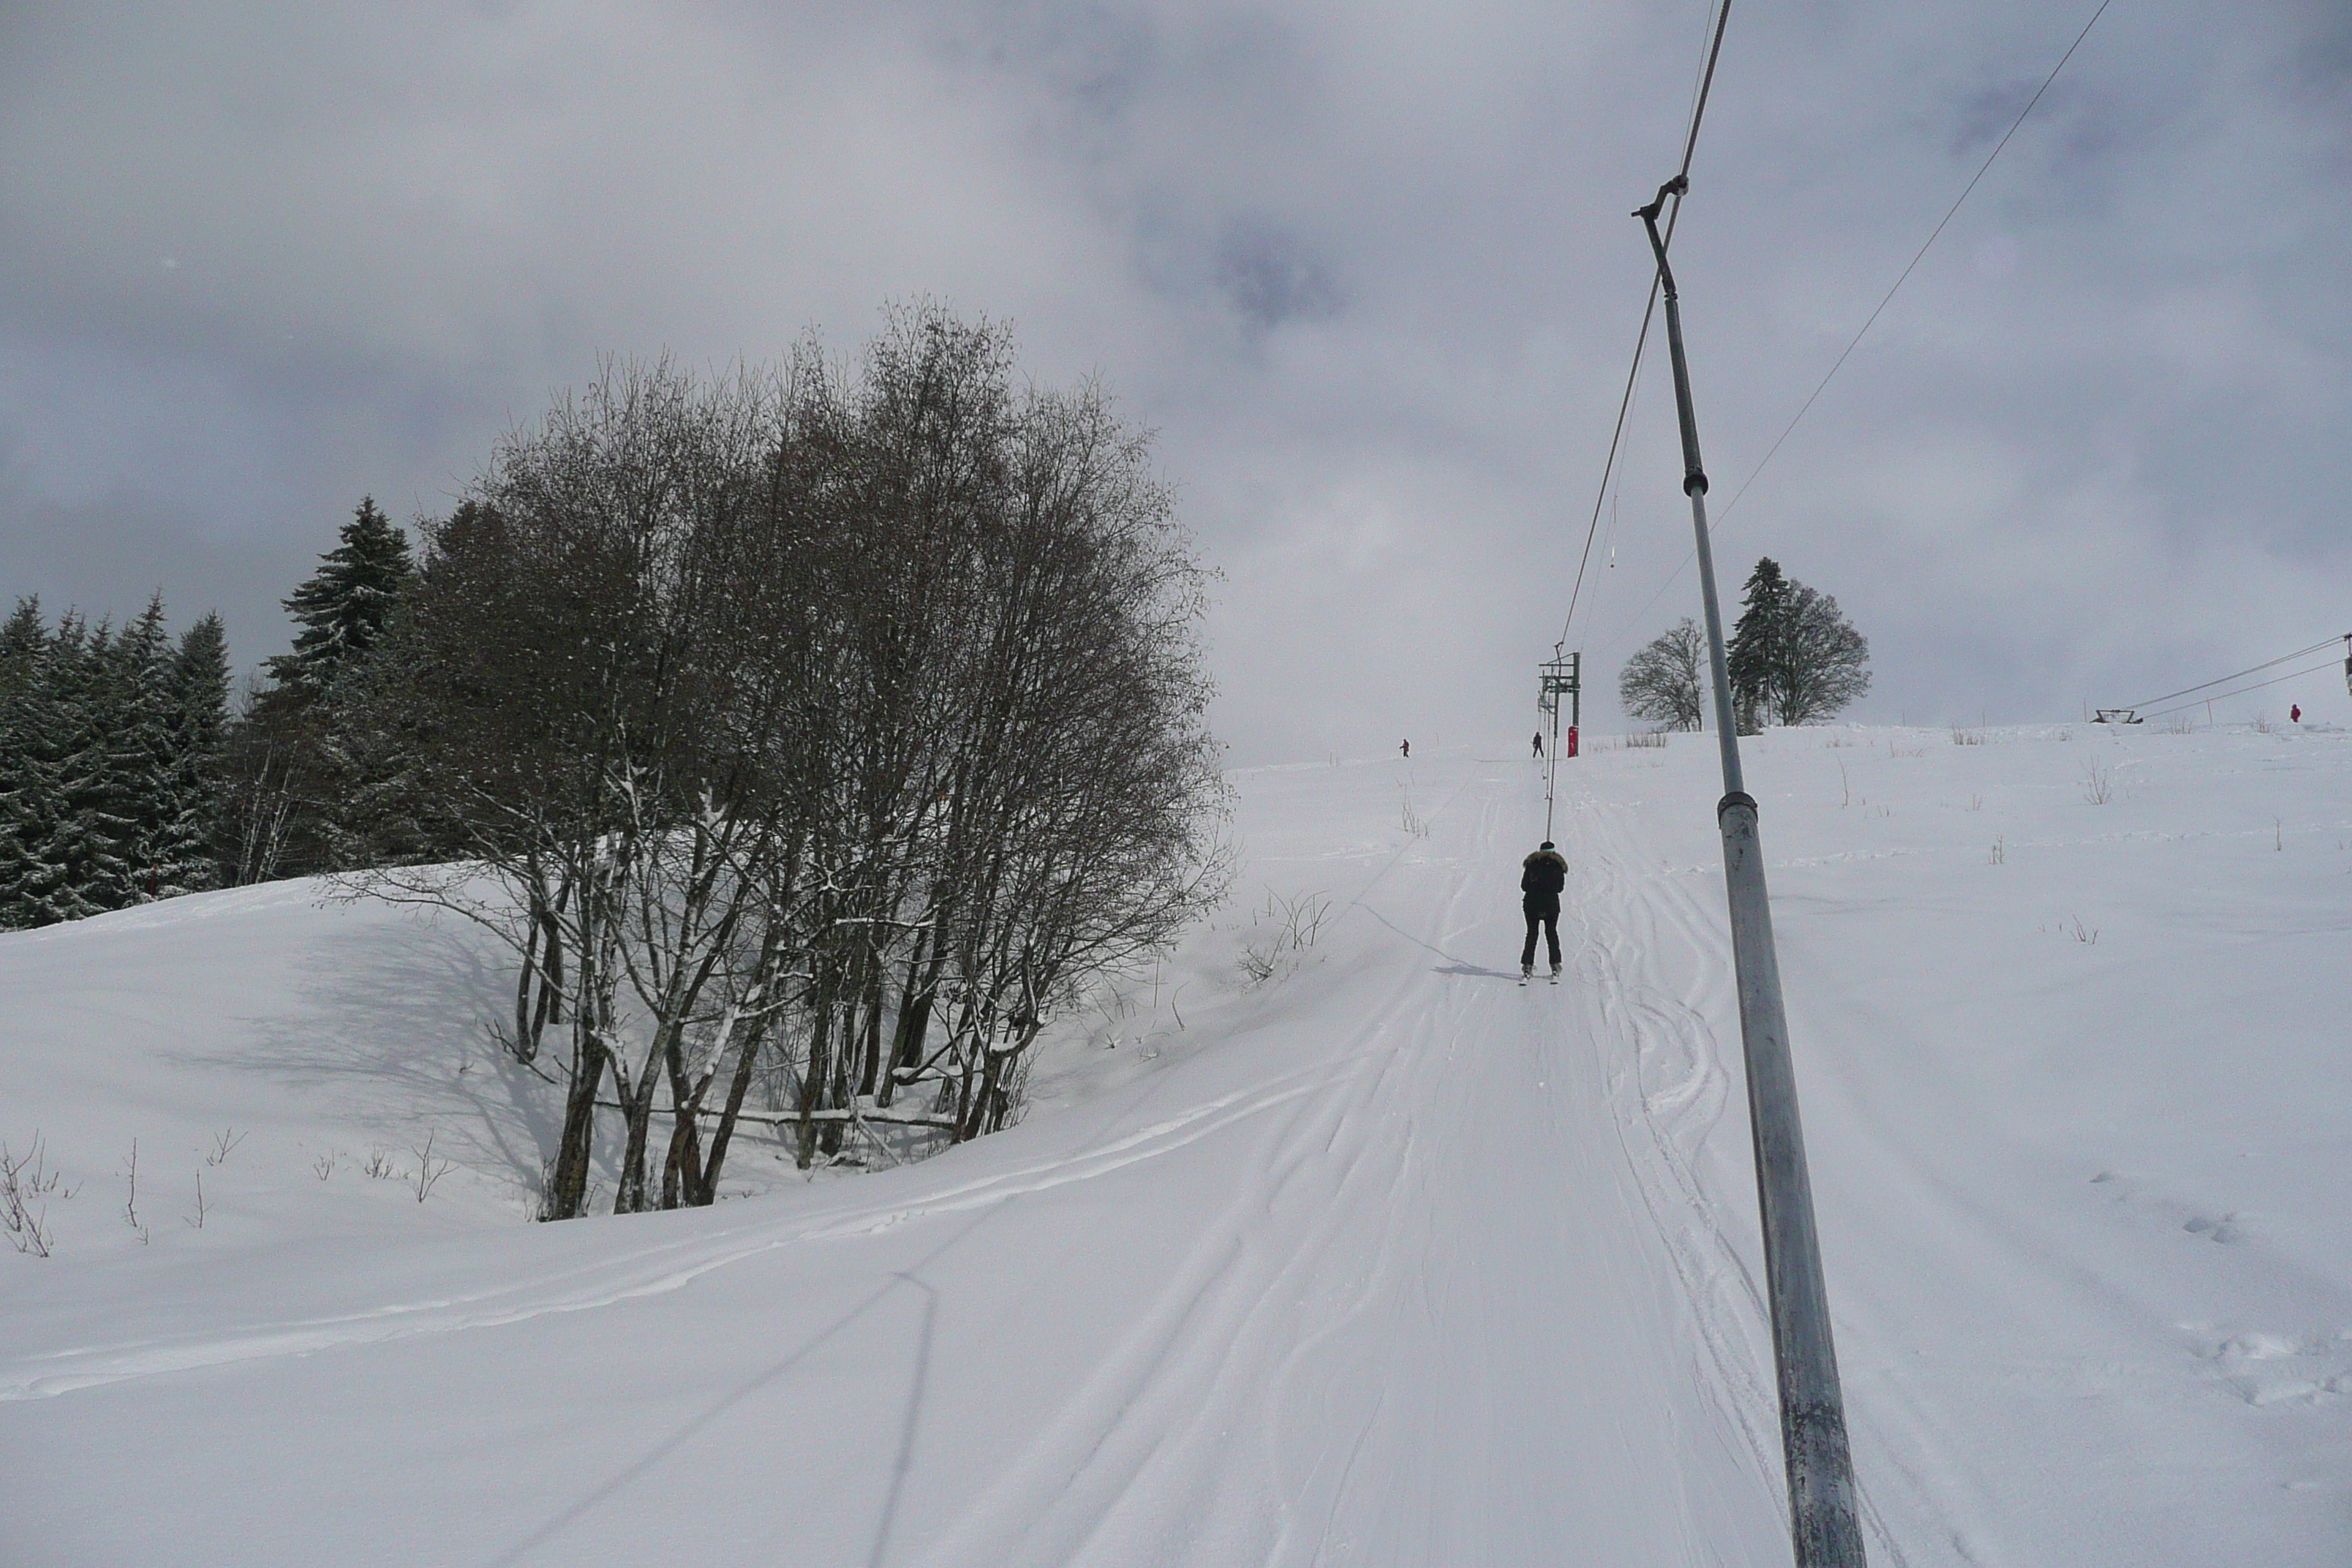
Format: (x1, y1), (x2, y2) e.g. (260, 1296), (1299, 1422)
(3, 721), (2348, 1565)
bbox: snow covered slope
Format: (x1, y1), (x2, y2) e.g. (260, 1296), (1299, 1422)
(3, 723), (2348, 1566)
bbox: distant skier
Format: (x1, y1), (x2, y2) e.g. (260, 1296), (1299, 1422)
(1531, 731), (1544, 758)
(1400, 738), (1410, 758)
(1520, 840), (1567, 984)
(2291, 704), (2302, 723)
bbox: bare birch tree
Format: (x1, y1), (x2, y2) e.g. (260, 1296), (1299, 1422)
(336, 308), (1227, 1214)
(1618, 618), (1708, 731)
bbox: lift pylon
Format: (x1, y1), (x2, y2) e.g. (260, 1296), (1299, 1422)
(1539, 649), (1580, 839)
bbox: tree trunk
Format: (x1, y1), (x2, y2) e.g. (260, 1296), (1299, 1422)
(876, 932), (939, 1109)
(961, 1047), (1005, 1144)
(796, 977), (834, 1169)
(659, 1017), (717, 1210)
(821, 995), (851, 1157)
(950, 1028), (981, 1145)
(855, 948), (887, 1099)
(511, 908), (545, 1065)
(535, 893), (565, 1028)
(697, 1015), (769, 1204)
(659, 1081), (708, 1210)
(546, 1017), (608, 1220)
(612, 1071), (658, 1214)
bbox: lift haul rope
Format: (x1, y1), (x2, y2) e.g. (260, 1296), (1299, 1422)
(1597, 0), (2119, 650)
(1556, 0), (1733, 647)
(2123, 635), (2344, 713)
(1706, 0), (2118, 536)
(2133, 645), (2350, 721)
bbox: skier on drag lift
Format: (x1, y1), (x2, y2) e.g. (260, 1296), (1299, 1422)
(1531, 731), (1544, 758)
(1519, 840), (1567, 985)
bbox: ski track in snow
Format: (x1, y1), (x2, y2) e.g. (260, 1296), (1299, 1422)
(902, 775), (1776, 1567)
(10, 731), (2349, 1566)
(1564, 792), (1975, 1568)
(2, 758), (1795, 1566)
(0, 1075), (1340, 1402)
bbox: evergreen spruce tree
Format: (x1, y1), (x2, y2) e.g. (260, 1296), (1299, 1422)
(108, 595), (183, 902)
(313, 500), (500, 869)
(1724, 557), (1870, 727)
(156, 612), (231, 894)
(37, 614), (137, 922)
(1726, 557), (1791, 733)
(225, 497), (416, 881)
(0, 599), (64, 928)
(0, 597), (244, 924)
(0, 597), (44, 689)
(265, 497), (414, 700)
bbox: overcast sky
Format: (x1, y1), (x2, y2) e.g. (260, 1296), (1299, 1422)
(4, 1), (2346, 763)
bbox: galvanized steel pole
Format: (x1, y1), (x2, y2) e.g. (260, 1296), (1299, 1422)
(1547, 644), (1564, 840)
(1637, 176), (1866, 1568)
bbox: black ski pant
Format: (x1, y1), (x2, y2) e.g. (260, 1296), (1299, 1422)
(1521, 900), (1561, 969)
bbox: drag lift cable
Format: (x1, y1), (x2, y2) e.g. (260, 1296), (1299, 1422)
(1605, 0), (2119, 648)
(2135, 650), (2348, 720)
(2124, 634), (2345, 712)
(1556, 0), (1732, 647)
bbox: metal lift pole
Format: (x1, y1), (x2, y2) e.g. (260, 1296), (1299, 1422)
(1637, 176), (1866, 1568)
(1539, 650), (1579, 842)
(1571, 661), (1581, 759)
(1547, 646), (1563, 840)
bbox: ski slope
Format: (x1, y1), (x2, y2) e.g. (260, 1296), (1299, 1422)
(4, 724), (2349, 1565)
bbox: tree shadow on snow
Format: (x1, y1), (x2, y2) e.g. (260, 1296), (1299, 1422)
(487, 1209), (987, 1568)
(199, 906), (567, 1194)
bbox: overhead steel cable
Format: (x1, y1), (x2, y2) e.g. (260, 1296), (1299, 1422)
(2125, 634), (2346, 712)
(1560, 298), (1662, 644)
(2138, 655), (2345, 720)
(1674, 0), (1735, 180)
(1556, 0), (1732, 646)
(1711, 0), (2114, 530)
(1607, 0), (2118, 647)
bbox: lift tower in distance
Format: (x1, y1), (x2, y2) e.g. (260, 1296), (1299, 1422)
(1538, 648), (1580, 840)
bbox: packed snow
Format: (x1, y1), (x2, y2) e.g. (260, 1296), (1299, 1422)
(4, 721), (2348, 1565)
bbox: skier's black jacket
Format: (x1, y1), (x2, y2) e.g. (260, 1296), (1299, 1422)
(1520, 848), (1568, 916)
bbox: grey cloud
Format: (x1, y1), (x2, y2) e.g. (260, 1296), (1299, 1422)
(1213, 219), (1344, 330)
(2, 0), (2348, 764)
(1948, 78), (2052, 157)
